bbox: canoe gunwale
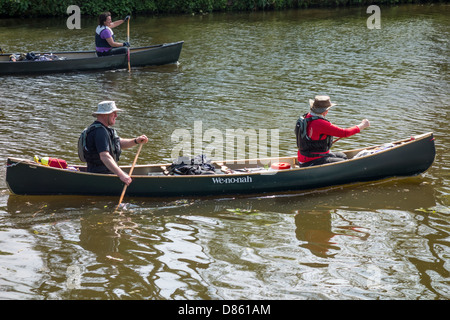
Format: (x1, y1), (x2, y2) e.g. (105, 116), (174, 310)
(6, 132), (434, 178)
(0, 42), (183, 60)
(0, 41), (184, 74)
(5, 132), (436, 196)
(90, 132), (437, 176)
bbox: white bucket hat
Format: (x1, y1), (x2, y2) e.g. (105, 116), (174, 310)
(309, 95), (336, 114)
(92, 100), (122, 116)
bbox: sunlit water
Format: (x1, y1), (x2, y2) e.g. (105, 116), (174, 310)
(0, 5), (449, 300)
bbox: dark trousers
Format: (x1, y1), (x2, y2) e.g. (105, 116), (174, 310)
(96, 47), (128, 57)
(87, 162), (112, 174)
(300, 152), (348, 167)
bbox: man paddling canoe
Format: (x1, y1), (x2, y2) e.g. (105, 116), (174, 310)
(295, 95), (370, 167)
(81, 101), (148, 186)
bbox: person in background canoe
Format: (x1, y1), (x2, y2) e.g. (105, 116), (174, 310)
(295, 95), (370, 167)
(95, 12), (130, 57)
(84, 101), (148, 186)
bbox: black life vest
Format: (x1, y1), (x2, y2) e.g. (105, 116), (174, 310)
(295, 113), (333, 157)
(95, 26), (114, 49)
(82, 122), (121, 166)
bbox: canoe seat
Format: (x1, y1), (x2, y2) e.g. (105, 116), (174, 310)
(213, 161), (233, 174)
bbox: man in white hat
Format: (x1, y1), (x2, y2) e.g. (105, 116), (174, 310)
(83, 100), (148, 185)
(295, 95), (370, 167)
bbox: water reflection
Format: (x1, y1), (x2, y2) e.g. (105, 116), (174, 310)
(291, 178), (436, 258)
(295, 210), (340, 258)
(3, 176), (445, 299)
(0, 4), (449, 300)
(295, 209), (371, 259)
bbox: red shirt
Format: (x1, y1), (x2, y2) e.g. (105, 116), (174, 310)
(298, 113), (360, 163)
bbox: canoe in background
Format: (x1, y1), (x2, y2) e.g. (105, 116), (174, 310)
(0, 41), (183, 75)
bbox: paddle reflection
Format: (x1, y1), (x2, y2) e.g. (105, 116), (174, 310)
(294, 209), (371, 258)
(79, 213), (141, 262)
(295, 210), (338, 258)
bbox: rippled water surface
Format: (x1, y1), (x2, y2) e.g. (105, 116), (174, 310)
(0, 5), (449, 300)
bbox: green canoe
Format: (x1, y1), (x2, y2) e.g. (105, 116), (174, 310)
(5, 132), (436, 197)
(0, 41), (183, 75)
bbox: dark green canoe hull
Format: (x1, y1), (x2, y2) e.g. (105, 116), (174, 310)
(0, 41), (183, 75)
(5, 133), (436, 197)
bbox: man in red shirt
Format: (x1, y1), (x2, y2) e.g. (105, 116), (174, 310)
(295, 95), (370, 167)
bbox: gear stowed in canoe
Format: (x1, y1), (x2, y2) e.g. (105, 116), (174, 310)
(5, 132), (436, 198)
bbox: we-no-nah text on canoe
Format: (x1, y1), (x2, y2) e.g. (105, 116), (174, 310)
(211, 176), (252, 184)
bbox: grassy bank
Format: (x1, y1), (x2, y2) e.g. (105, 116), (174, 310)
(0, 0), (445, 17)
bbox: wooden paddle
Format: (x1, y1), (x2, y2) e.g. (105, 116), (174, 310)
(116, 142), (142, 210)
(127, 17), (131, 73)
(332, 137), (342, 144)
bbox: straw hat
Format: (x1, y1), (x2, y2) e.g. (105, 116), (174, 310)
(309, 95), (336, 114)
(92, 101), (122, 116)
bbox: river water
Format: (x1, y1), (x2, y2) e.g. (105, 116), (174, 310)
(0, 5), (448, 300)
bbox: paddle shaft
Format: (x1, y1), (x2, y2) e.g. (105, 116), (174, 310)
(127, 18), (131, 72)
(116, 143), (142, 209)
(332, 137), (342, 144)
